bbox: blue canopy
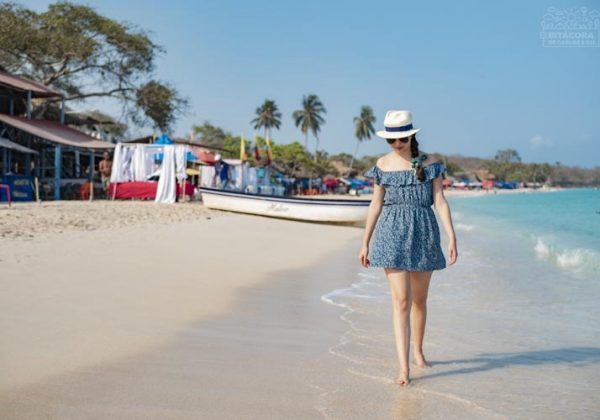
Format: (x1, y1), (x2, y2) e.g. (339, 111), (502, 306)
(154, 134), (195, 162)
(155, 134), (174, 145)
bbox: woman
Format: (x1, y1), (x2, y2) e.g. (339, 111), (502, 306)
(358, 110), (458, 387)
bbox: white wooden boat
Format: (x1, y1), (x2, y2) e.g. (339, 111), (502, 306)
(198, 187), (369, 223)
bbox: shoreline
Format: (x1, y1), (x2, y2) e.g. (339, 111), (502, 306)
(296, 185), (568, 201)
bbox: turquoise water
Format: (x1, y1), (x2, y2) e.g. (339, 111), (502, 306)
(448, 188), (600, 280)
(321, 188), (600, 418)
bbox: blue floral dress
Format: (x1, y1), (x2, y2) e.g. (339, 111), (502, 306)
(363, 161), (447, 271)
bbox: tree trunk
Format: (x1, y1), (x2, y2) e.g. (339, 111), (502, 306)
(348, 138), (360, 175)
(314, 136), (319, 163)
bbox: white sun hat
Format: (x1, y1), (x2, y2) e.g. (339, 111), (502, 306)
(376, 110), (421, 139)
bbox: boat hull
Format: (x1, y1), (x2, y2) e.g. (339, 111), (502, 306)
(198, 187), (369, 223)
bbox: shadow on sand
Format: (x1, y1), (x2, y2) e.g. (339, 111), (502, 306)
(421, 346), (600, 380)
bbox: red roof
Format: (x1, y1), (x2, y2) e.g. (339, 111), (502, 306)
(0, 71), (61, 98)
(0, 114), (114, 150)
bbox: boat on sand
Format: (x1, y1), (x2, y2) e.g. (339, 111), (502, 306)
(198, 187), (369, 224)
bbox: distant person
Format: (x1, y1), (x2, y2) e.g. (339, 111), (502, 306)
(214, 155), (230, 189)
(359, 110), (458, 387)
(98, 151), (112, 196)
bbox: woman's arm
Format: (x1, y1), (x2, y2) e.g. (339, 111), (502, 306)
(432, 177), (458, 265)
(359, 183), (385, 267)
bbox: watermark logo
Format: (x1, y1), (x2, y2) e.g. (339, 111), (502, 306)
(540, 7), (600, 47)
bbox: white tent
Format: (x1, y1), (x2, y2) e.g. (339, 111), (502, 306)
(110, 143), (192, 203)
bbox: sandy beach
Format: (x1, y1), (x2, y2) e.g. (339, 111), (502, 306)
(1, 189), (597, 419)
(0, 201), (363, 416)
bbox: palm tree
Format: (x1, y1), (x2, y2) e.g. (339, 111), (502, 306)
(292, 94), (326, 162)
(251, 99), (282, 146)
(349, 106), (376, 174)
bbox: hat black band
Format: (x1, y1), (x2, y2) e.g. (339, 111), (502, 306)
(385, 124), (413, 132)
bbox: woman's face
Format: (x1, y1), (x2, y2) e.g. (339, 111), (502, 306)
(388, 135), (412, 152)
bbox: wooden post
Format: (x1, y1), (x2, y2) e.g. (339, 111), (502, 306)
(35, 177), (40, 203)
(40, 148), (45, 178)
(53, 145), (61, 200)
(2, 148), (7, 177)
(89, 153), (95, 201)
(74, 151), (81, 177)
(60, 97), (65, 125)
(27, 90), (32, 119)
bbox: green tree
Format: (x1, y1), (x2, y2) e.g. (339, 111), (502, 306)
(445, 161), (464, 176)
(0, 2), (187, 131)
(271, 141), (312, 175)
(349, 106), (376, 174)
(489, 148), (522, 181)
(135, 81), (186, 132)
(494, 149), (521, 163)
(192, 122), (228, 148)
(251, 99), (282, 146)
(292, 94), (326, 162)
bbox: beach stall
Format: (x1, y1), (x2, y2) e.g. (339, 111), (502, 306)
(199, 158), (277, 194)
(0, 114), (115, 200)
(108, 142), (194, 203)
(0, 71), (115, 201)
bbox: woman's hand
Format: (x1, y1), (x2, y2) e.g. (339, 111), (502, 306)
(447, 240), (458, 265)
(359, 244), (370, 268)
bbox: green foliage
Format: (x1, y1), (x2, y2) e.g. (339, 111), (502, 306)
(348, 105), (376, 173)
(494, 148), (521, 163)
(136, 81), (188, 132)
(310, 150), (336, 176)
(292, 95), (326, 139)
(353, 106), (376, 142)
(222, 135), (241, 159)
(330, 153), (354, 166)
(0, 1), (187, 130)
(190, 121), (600, 186)
(271, 141), (311, 175)
(487, 148), (522, 181)
(193, 122), (228, 148)
(251, 99), (282, 140)
(292, 94), (326, 161)
(445, 161), (463, 176)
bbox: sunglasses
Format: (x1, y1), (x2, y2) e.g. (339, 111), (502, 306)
(386, 137), (411, 145)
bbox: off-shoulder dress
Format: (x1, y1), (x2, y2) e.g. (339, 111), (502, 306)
(363, 161), (447, 271)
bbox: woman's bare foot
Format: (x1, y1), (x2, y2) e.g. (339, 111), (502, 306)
(394, 370), (410, 387)
(413, 351), (431, 368)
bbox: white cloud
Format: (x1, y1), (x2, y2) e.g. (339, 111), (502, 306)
(530, 135), (553, 149)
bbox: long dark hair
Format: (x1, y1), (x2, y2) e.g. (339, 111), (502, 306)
(409, 135), (426, 182)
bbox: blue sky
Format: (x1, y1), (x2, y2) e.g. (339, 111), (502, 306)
(27, 0), (600, 167)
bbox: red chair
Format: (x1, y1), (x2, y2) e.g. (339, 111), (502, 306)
(0, 184), (11, 206)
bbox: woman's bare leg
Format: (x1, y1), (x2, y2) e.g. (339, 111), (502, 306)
(410, 271), (433, 368)
(385, 268), (412, 386)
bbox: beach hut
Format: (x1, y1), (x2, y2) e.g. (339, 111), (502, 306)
(0, 71), (114, 201)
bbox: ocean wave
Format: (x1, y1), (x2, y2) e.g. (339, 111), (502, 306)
(456, 223), (475, 231)
(533, 237), (600, 277)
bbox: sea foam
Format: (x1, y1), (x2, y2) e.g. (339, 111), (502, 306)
(533, 237), (599, 278)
